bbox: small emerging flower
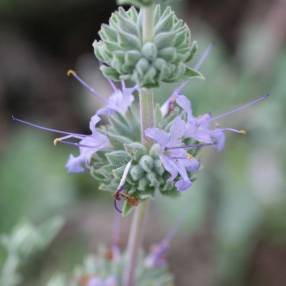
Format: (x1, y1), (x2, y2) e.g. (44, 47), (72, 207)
(145, 117), (200, 192)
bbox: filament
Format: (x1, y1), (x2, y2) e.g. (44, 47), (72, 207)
(67, 69), (107, 102)
(210, 93), (270, 122)
(166, 143), (213, 150)
(12, 116), (85, 137)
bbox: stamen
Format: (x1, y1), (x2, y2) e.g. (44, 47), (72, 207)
(59, 140), (100, 149)
(239, 129), (247, 135)
(172, 43), (214, 95)
(210, 93), (270, 122)
(12, 116), (85, 137)
(170, 156), (189, 160)
(170, 154), (195, 161)
(67, 69), (106, 102)
(121, 80), (126, 90)
(53, 135), (72, 146)
(221, 128), (247, 135)
(107, 78), (117, 92)
(195, 43), (214, 71)
(166, 143), (213, 150)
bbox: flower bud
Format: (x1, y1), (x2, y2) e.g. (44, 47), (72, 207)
(139, 155), (154, 172)
(149, 143), (161, 158)
(130, 165), (145, 181)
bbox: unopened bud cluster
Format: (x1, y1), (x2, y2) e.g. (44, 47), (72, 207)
(117, 0), (155, 7)
(93, 5), (201, 87)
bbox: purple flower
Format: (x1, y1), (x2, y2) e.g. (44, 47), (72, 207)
(12, 114), (110, 174)
(67, 70), (137, 116)
(65, 114), (110, 173)
(145, 117), (200, 192)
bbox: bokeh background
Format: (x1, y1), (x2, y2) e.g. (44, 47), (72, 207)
(0, 0), (286, 285)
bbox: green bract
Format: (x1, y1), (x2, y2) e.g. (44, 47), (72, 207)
(93, 5), (202, 88)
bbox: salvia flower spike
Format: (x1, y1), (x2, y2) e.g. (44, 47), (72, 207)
(12, 0), (269, 216)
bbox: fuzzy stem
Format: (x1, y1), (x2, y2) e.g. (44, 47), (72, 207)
(123, 5), (155, 286)
(123, 201), (148, 286)
(142, 4), (155, 42)
(123, 89), (155, 286)
(139, 88), (155, 145)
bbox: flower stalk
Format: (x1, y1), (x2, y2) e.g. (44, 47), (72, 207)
(123, 4), (156, 286)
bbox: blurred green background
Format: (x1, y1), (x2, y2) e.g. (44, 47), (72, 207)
(0, 0), (285, 285)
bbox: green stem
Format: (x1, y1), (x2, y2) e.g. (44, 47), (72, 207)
(123, 5), (155, 285)
(123, 201), (148, 286)
(123, 89), (155, 286)
(139, 88), (155, 146)
(142, 4), (155, 42)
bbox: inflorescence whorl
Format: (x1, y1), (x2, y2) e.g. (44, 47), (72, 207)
(93, 5), (202, 88)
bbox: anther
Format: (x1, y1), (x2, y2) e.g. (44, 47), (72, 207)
(239, 129), (247, 135)
(53, 138), (61, 146)
(187, 154), (193, 160)
(67, 69), (76, 77)
(66, 69), (106, 101)
(53, 135), (72, 146)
